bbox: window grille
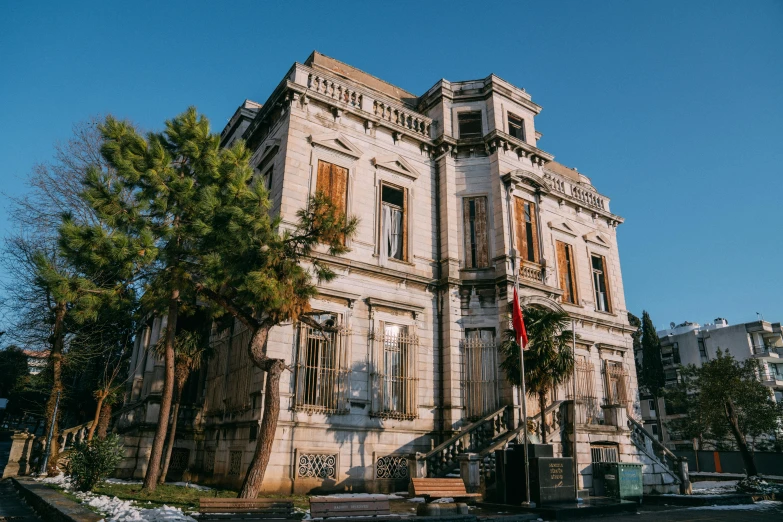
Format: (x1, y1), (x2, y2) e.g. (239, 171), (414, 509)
(371, 324), (419, 420)
(566, 358), (600, 424)
(204, 450), (215, 474)
(203, 322), (255, 416)
(591, 443), (618, 463)
(228, 450), (242, 476)
(297, 453), (337, 479)
(376, 455), (409, 479)
(461, 330), (500, 420)
(168, 448), (189, 472)
(604, 362), (631, 410)
(293, 314), (349, 414)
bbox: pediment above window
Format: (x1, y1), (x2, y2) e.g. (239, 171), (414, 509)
(309, 133), (363, 158)
(372, 155), (420, 181)
(548, 221), (577, 237)
(583, 231), (610, 249)
(502, 169), (550, 194)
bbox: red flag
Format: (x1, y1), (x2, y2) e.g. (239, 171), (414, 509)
(512, 287), (528, 349)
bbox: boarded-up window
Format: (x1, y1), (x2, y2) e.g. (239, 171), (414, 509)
(556, 241), (578, 304)
(591, 254), (612, 312)
(463, 196), (489, 268)
(380, 184), (407, 262)
(514, 197), (539, 263)
(316, 160), (348, 216)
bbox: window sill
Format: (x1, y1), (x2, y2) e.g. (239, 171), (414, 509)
(593, 309), (616, 317)
(372, 253), (415, 267)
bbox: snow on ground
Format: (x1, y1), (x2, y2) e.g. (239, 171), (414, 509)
(318, 493), (405, 499)
(74, 490), (196, 522)
(36, 474), (198, 522)
(688, 500), (782, 511)
(105, 478), (142, 485)
(691, 480), (739, 495)
(167, 482), (212, 491)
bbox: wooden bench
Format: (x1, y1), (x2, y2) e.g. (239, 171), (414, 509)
(198, 498), (301, 521)
(409, 478), (482, 503)
(309, 495), (391, 519)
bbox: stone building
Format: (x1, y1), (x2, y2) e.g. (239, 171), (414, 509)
(639, 318), (783, 449)
(116, 52), (681, 495)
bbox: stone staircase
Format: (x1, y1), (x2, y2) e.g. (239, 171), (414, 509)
(627, 416), (687, 495)
(415, 402), (566, 483)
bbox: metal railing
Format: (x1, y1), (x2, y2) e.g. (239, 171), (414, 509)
(293, 323), (349, 414)
(461, 337), (501, 420)
(370, 329), (419, 420)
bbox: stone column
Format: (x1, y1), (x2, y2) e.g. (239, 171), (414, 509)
(408, 453), (427, 480)
(2, 432), (35, 478)
(458, 453), (481, 493)
(678, 457), (692, 495)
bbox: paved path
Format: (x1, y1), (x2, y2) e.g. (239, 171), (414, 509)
(578, 501), (783, 521)
(0, 479), (42, 521)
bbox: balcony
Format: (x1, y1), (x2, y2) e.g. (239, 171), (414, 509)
(751, 344), (781, 360)
(519, 260), (543, 283)
(759, 371), (783, 386)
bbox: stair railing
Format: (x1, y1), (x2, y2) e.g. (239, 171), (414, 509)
(417, 406), (509, 477)
(477, 400), (565, 484)
(627, 416), (681, 484)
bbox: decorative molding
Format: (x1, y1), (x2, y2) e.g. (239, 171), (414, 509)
(583, 232), (610, 249)
(502, 169), (551, 194)
(309, 132), (363, 159)
(366, 297), (424, 318)
(372, 155), (421, 181)
(315, 287), (361, 308)
(253, 138), (281, 167)
(548, 221), (577, 237)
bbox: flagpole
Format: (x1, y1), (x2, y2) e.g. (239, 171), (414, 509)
(518, 277), (531, 507)
(572, 319), (579, 500)
(506, 179), (531, 506)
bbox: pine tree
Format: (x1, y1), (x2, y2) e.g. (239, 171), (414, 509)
(193, 139), (357, 497)
(639, 311), (665, 441)
(71, 108), (220, 490)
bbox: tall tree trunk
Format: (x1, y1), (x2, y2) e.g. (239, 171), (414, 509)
(158, 369), (188, 485)
(724, 398), (758, 476)
(43, 301), (66, 475)
(87, 391), (107, 441)
(143, 289), (179, 491)
(97, 399), (112, 439)
(239, 326), (286, 498)
(539, 391), (548, 445)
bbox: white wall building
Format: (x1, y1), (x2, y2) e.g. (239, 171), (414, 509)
(639, 318), (783, 448)
(116, 52), (681, 495)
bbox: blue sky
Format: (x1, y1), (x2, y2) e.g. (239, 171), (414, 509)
(1, 1), (782, 328)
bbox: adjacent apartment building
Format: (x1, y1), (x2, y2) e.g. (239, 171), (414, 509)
(639, 318), (783, 448)
(116, 52), (681, 495)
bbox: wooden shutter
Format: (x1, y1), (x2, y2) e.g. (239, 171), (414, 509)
(316, 160), (332, 195)
(568, 244), (578, 303)
(514, 197), (527, 260)
(528, 201), (539, 262)
(463, 198), (472, 267)
(401, 187), (408, 261)
(331, 164), (348, 216)
(475, 197), (489, 267)
(556, 241), (570, 302)
(601, 255), (612, 313)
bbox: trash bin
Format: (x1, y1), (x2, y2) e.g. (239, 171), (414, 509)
(592, 462), (642, 500)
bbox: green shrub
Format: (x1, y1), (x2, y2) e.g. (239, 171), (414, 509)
(66, 434), (124, 491)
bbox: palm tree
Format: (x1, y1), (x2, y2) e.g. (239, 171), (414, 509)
(500, 305), (575, 444)
(154, 329), (211, 484)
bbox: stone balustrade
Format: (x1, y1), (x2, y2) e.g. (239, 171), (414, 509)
(520, 260), (543, 282)
(307, 73), (363, 109)
(372, 101), (431, 138)
(571, 185), (605, 210)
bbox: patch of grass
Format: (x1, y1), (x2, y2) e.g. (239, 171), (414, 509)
(91, 483), (310, 511)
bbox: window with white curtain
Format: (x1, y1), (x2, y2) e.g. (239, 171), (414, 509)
(380, 184), (405, 264)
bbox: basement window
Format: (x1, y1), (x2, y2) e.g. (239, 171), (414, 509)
(458, 111), (483, 138)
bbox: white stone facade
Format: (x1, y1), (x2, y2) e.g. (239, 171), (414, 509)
(117, 52), (676, 495)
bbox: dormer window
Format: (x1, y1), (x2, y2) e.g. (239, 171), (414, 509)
(508, 113), (526, 141)
(458, 111), (482, 138)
